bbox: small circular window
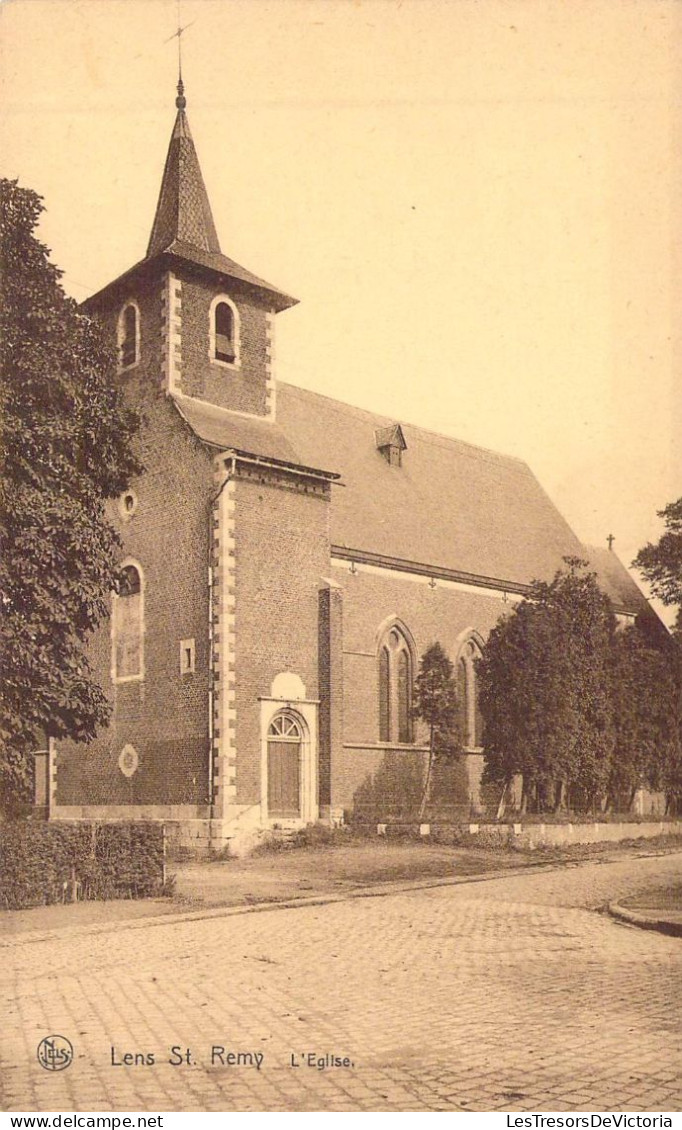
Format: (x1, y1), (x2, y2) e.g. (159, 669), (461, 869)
(118, 491), (138, 520)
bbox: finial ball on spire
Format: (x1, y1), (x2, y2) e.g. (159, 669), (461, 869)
(176, 77), (186, 110)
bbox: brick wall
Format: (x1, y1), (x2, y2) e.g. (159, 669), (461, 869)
(56, 276), (214, 808)
(231, 471), (331, 807)
(330, 565), (511, 815)
(91, 272), (164, 389)
(177, 274), (273, 416)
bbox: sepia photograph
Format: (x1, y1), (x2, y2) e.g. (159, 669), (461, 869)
(1, 0), (681, 1116)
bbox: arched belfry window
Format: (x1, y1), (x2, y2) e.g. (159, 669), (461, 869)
(457, 635), (483, 749)
(210, 295), (240, 367)
(118, 302), (140, 370)
(112, 562), (144, 681)
(378, 623), (414, 744)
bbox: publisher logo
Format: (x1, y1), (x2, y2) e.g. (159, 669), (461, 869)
(37, 1035), (74, 1072)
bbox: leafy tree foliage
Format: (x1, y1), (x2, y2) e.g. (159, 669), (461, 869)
(412, 642), (461, 818)
(630, 502), (682, 810)
(633, 499), (682, 633)
(478, 558), (617, 813)
(0, 180), (142, 811)
(610, 624), (682, 813)
(660, 639), (682, 814)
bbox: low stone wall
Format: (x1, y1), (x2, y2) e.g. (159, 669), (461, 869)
(510, 819), (682, 850)
(50, 806), (213, 856)
(387, 818), (682, 849)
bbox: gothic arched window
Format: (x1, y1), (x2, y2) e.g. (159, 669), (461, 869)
(378, 624), (414, 744)
(118, 302), (140, 370)
(113, 563), (143, 681)
(210, 296), (240, 366)
(457, 636), (483, 749)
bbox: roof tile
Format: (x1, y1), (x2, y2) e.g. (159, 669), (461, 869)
(276, 382), (611, 594)
(147, 111), (221, 258)
(171, 395), (302, 465)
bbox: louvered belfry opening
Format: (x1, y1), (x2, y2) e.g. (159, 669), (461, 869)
(214, 301), (235, 363)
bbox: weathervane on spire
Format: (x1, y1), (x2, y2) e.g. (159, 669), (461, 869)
(165, 0), (195, 109)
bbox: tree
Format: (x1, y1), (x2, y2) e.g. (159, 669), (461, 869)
(0, 180), (142, 812)
(631, 501), (682, 812)
(660, 638), (682, 814)
(478, 558), (617, 814)
(633, 499), (682, 633)
(610, 624), (681, 811)
(412, 642), (461, 819)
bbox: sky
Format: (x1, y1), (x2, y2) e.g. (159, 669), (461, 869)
(1, 0), (680, 622)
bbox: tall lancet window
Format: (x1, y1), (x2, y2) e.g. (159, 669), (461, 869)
(378, 624), (414, 744)
(457, 636), (483, 749)
(379, 646), (391, 742)
(210, 296), (240, 366)
(113, 563), (144, 681)
(118, 302), (140, 370)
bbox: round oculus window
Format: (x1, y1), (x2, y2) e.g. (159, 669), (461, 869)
(118, 491), (138, 519)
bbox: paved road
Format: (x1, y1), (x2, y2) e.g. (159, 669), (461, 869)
(2, 853), (681, 1113)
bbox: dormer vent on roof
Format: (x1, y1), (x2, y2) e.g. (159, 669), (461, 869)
(375, 424), (407, 467)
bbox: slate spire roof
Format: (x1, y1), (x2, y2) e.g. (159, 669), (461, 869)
(146, 78), (221, 258)
(84, 81), (297, 312)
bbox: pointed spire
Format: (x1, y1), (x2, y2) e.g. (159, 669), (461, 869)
(146, 80), (221, 259)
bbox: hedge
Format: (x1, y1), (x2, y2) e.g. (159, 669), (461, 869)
(0, 821), (165, 909)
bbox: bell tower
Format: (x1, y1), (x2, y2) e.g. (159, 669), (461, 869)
(83, 80), (297, 421)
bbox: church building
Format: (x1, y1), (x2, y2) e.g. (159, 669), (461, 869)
(50, 82), (651, 852)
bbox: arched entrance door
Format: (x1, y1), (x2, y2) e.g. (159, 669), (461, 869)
(267, 711), (303, 819)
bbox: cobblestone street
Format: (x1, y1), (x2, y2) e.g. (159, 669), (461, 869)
(2, 853), (681, 1113)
